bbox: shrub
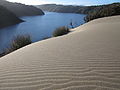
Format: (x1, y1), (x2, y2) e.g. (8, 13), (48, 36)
(0, 52), (5, 57)
(52, 26), (70, 37)
(5, 35), (32, 54)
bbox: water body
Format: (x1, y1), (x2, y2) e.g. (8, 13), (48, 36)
(0, 12), (86, 52)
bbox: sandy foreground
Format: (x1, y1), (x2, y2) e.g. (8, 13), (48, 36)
(0, 16), (120, 90)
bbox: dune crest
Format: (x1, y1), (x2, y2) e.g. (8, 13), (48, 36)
(0, 16), (120, 90)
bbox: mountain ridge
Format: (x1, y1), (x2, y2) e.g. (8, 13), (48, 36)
(37, 3), (120, 22)
(36, 4), (96, 14)
(37, 3), (120, 15)
(0, 0), (44, 17)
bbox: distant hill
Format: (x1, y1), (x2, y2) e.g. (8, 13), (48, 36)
(36, 4), (96, 14)
(37, 3), (120, 22)
(0, 5), (23, 29)
(0, 0), (44, 17)
(85, 3), (120, 22)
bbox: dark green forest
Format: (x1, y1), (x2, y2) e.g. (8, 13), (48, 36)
(85, 3), (120, 22)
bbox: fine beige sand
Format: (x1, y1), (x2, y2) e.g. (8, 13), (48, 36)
(0, 16), (120, 90)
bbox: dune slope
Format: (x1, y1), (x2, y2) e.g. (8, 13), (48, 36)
(0, 16), (120, 90)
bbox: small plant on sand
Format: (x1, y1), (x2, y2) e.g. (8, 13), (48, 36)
(5, 35), (32, 54)
(0, 52), (5, 57)
(52, 26), (70, 37)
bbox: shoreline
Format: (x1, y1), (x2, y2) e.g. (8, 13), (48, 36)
(0, 15), (120, 89)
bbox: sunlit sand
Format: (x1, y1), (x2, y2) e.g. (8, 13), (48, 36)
(0, 16), (120, 90)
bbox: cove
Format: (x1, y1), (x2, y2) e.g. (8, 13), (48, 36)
(0, 12), (86, 52)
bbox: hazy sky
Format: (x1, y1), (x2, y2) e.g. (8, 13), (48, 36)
(7, 0), (120, 6)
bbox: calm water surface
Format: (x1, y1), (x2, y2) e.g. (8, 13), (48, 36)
(0, 12), (86, 52)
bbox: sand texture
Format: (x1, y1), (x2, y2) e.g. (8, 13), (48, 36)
(0, 16), (120, 90)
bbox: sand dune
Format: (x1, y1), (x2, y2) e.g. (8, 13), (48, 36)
(0, 16), (120, 90)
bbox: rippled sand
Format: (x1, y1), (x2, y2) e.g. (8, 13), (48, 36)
(0, 16), (120, 90)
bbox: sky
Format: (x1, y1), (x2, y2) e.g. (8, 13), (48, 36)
(7, 0), (120, 6)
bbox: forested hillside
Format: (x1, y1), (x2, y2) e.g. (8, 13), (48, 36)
(85, 3), (120, 22)
(37, 3), (120, 22)
(36, 4), (97, 14)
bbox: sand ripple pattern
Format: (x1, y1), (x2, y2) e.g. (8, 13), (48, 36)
(0, 60), (119, 90)
(0, 16), (120, 90)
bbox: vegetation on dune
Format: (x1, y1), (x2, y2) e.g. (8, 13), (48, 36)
(0, 35), (32, 57)
(0, 52), (5, 57)
(0, 26), (70, 57)
(5, 35), (32, 54)
(52, 26), (70, 37)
